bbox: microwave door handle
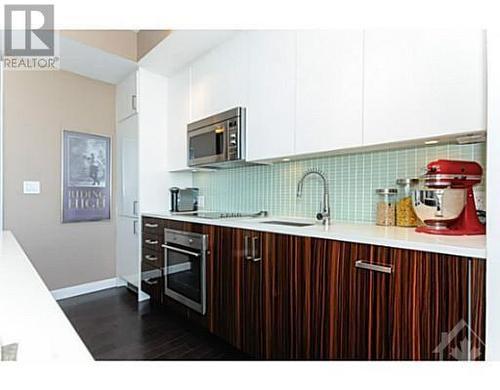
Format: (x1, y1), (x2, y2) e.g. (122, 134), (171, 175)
(224, 122), (229, 161)
(162, 244), (201, 258)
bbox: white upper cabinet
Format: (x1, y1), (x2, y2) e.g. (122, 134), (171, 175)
(167, 68), (191, 171)
(363, 30), (486, 146)
(166, 30), (486, 163)
(116, 71), (138, 122)
(246, 31), (296, 161)
(190, 33), (249, 121)
(295, 30), (364, 155)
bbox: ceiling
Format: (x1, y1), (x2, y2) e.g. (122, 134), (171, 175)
(58, 34), (138, 84)
(139, 30), (237, 76)
(0, 30), (237, 84)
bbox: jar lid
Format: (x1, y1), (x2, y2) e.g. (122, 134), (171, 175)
(396, 178), (420, 186)
(376, 188), (398, 195)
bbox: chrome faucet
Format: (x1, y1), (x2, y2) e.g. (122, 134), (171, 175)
(296, 168), (331, 225)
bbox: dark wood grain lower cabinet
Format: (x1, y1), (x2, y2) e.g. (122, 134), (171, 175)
(345, 247), (484, 361)
(470, 258), (486, 360)
(208, 226), (240, 347)
(263, 237), (485, 361)
(341, 244), (393, 360)
(208, 227), (263, 356)
(261, 237), (386, 360)
(166, 222), (486, 361)
(141, 261), (163, 305)
(261, 232), (308, 359)
(390, 249), (471, 360)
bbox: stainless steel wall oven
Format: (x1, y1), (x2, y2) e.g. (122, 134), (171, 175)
(161, 229), (207, 314)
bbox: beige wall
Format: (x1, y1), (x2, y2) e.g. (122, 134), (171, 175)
(3, 70), (116, 290)
(137, 30), (171, 60)
(60, 30), (170, 62)
(60, 30), (138, 61)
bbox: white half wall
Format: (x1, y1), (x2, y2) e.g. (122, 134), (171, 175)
(486, 30), (500, 360)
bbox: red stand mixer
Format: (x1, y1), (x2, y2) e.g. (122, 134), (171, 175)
(413, 159), (486, 236)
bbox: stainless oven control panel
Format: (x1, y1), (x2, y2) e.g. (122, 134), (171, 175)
(164, 229), (206, 251)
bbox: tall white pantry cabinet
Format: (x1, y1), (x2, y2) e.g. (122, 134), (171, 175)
(116, 71), (140, 290)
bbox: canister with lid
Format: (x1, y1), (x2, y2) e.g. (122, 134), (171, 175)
(396, 178), (419, 227)
(375, 188), (397, 226)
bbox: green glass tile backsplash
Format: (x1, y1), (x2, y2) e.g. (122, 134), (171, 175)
(193, 143), (486, 223)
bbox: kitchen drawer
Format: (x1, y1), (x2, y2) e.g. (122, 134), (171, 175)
(141, 261), (163, 305)
(142, 217), (164, 236)
(142, 247), (164, 268)
(142, 233), (162, 252)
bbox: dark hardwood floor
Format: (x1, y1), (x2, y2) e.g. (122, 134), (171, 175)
(59, 287), (249, 360)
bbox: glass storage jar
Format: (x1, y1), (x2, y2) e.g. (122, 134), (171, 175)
(375, 188), (397, 226)
(396, 178), (419, 227)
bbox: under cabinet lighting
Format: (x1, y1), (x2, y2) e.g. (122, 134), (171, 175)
(282, 158), (291, 162)
(425, 140), (439, 145)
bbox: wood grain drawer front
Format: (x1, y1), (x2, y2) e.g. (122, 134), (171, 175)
(143, 233), (162, 252)
(142, 217), (163, 235)
(142, 247), (163, 267)
(141, 261), (163, 305)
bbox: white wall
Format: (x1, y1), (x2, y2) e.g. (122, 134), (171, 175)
(486, 30), (500, 360)
(137, 68), (191, 215)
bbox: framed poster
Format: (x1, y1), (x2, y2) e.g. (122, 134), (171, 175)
(62, 130), (111, 223)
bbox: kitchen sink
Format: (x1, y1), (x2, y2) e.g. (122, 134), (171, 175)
(259, 220), (315, 227)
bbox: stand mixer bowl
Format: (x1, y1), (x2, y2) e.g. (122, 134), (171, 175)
(412, 188), (466, 229)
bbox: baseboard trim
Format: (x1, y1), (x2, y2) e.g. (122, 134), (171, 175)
(51, 277), (123, 301)
(138, 290), (150, 302)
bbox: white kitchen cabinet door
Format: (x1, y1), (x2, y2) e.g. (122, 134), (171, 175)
(246, 31), (296, 161)
(116, 216), (139, 288)
(167, 68), (190, 171)
(116, 71), (138, 122)
(117, 115), (139, 217)
(363, 30), (486, 146)
(190, 33), (249, 121)
(295, 30), (364, 156)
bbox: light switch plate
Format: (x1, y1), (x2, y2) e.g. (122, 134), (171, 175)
(197, 195), (205, 208)
(23, 181), (41, 194)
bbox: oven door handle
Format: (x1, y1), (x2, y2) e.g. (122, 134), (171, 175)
(162, 244), (201, 258)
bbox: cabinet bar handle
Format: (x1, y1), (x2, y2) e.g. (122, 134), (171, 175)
(145, 223), (159, 228)
(132, 95), (137, 111)
(252, 236), (261, 262)
(162, 244), (201, 258)
(244, 235), (252, 260)
(133, 200), (139, 216)
(145, 254), (158, 262)
(355, 260), (392, 274)
(144, 278), (158, 286)
(145, 239), (159, 245)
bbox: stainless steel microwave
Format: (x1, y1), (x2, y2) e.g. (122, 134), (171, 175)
(187, 107), (246, 168)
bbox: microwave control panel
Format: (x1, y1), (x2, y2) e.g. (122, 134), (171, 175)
(227, 119), (240, 161)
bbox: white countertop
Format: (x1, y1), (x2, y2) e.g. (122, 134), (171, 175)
(144, 213), (487, 259)
(0, 231), (93, 362)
